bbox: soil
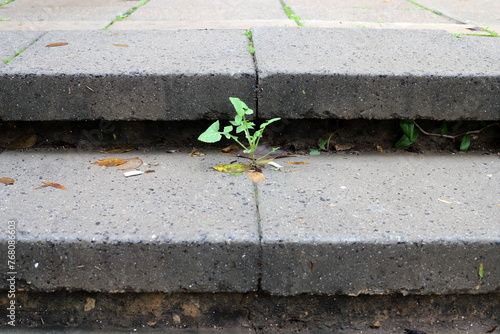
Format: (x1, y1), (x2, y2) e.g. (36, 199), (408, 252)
(0, 120), (498, 155)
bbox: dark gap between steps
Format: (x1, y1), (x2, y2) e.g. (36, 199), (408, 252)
(0, 119), (498, 154)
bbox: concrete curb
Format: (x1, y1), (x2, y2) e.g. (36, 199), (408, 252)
(1, 28), (499, 121)
(0, 150), (498, 295)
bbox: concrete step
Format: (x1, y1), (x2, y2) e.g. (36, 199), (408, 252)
(0, 149), (498, 295)
(0, 28), (499, 122)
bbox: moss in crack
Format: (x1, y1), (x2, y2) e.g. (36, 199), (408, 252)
(406, 0), (443, 16)
(2, 39), (37, 64)
(244, 30), (255, 55)
(0, 0), (15, 6)
(280, 0), (303, 27)
(102, 0), (150, 30)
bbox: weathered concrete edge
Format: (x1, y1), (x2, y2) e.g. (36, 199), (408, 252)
(260, 240), (500, 296)
(1, 237), (498, 295)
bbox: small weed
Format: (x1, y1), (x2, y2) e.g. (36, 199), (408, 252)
(395, 120), (498, 151)
(103, 0), (150, 30)
(3, 46), (29, 64)
(406, 0), (442, 16)
(280, 0), (303, 27)
(243, 30), (255, 55)
(0, 0), (14, 6)
(198, 97), (281, 166)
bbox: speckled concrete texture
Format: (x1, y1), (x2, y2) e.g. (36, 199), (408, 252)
(253, 27), (500, 121)
(0, 150), (260, 292)
(0, 30), (255, 121)
(0, 150), (498, 295)
(0, 31), (45, 67)
(415, 0), (500, 26)
(258, 153), (500, 295)
(285, 0), (459, 23)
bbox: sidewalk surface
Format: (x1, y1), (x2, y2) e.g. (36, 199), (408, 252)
(0, 0), (499, 331)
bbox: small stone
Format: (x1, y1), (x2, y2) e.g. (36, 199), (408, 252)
(172, 314), (181, 325)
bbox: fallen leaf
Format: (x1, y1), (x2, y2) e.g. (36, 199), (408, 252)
(6, 133), (38, 149)
(285, 161), (310, 165)
(117, 157), (143, 170)
(485, 325), (497, 333)
(144, 170), (156, 174)
(376, 145), (384, 152)
(335, 143), (355, 151)
(247, 171), (265, 182)
(267, 161), (283, 170)
(438, 198), (453, 204)
(100, 144), (136, 154)
(46, 42), (68, 47)
(213, 164), (251, 173)
(84, 298), (95, 312)
(92, 158), (127, 167)
(35, 181), (67, 190)
(188, 148), (205, 157)
(0, 177), (15, 185)
(370, 321), (381, 329)
(112, 43), (129, 47)
(466, 27), (482, 31)
(221, 144), (240, 155)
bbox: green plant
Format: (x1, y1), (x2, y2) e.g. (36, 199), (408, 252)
(280, 0), (303, 26)
(243, 30), (255, 55)
(198, 97), (281, 165)
(395, 120), (498, 151)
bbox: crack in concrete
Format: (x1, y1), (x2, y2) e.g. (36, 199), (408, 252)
(102, 0), (151, 30)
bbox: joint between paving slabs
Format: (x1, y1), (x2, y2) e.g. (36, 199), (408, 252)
(279, 0), (303, 27)
(2, 34), (45, 64)
(102, 0), (150, 30)
(252, 182), (264, 291)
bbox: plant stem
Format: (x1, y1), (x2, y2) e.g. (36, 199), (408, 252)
(414, 121), (498, 140)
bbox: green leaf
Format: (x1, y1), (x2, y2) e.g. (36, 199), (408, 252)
(198, 121), (222, 143)
(478, 263), (484, 279)
(400, 120), (417, 141)
(229, 97), (253, 116)
(309, 149), (321, 156)
(440, 121), (448, 135)
(223, 125), (233, 134)
(260, 117), (281, 129)
(460, 135), (471, 151)
(395, 135), (414, 148)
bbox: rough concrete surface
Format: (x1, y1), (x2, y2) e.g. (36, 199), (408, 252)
(0, 149), (498, 295)
(0, 0), (140, 30)
(0, 31), (45, 67)
(253, 27), (500, 120)
(0, 150), (260, 292)
(416, 0), (500, 26)
(285, 0), (459, 24)
(258, 153), (500, 295)
(0, 30), (255, 121)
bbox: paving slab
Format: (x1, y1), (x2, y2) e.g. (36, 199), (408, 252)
(0, 30), (256, 121)
(0, 0), (141, 31)
(0, 31), (44, 67)
(415, 0), (500, 27)
(253, 26), (500, 121)
(284, 0), (459, 24)
(110, 19), (296, 30)
(259, 152), (500, 295)
(0, 150), (260, 292)
(301, 21), (494, 35)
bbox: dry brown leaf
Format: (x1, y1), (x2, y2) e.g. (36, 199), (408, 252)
(334, 143), (355, 151)
(46, 42), (68, 47)
(188, 148), (205, 157)
(84, 298), (96, 312)
(117, 157), (143, 170)
(100, 144), (136, 154)
(112, 44), (129, 47)
(35, 181), (67, 190)
(221, 144), (240, 155)
(0, 177), (15, 185)
(284, 161), (310, 165)
(376, 145), (384, 152)
(247, 171), (265, 183)
(92, 158), (127, 167)
(6, 133), (38, 149)
(144, 170), (156, 174)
